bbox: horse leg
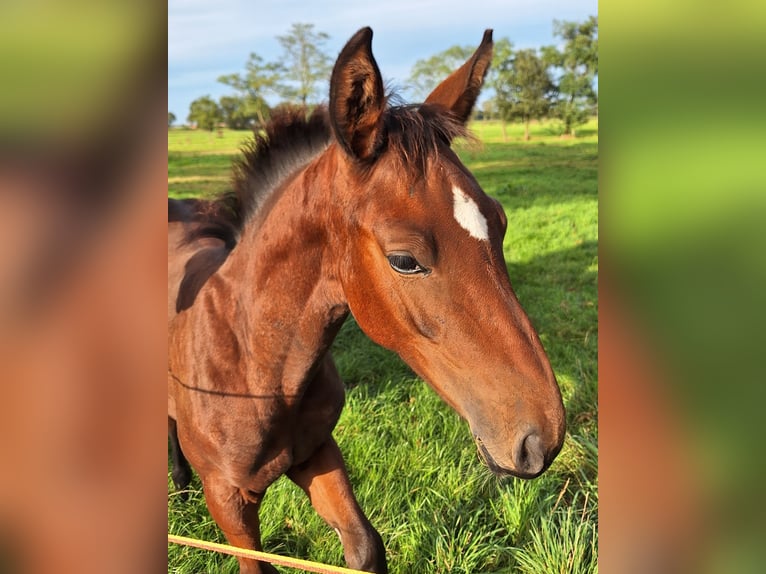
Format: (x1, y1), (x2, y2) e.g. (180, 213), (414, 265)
(168, 417), (192, 496)
(287, 437), (387, 573)
(201, 474), (278, 574)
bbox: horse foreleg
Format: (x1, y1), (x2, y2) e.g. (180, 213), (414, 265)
(201, 474), (278, 574)
(168, 417), (192, 496)
(287, 437), (387, 573)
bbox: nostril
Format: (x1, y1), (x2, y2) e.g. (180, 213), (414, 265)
(515, 432), (545, 476)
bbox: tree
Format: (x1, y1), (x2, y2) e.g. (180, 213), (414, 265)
(542, 16), (598, 136)
(494, 49), (556, 141)
(168, 111), (176, 128)
(408, 45), (474, 101)
(487, 37), (514, 140)
(275, 23), (332, 106)
(218, 52), (278, 126)
(481, 99), (496, 120)
(218, 95), (259, 130)
(187, 96), (222, 131)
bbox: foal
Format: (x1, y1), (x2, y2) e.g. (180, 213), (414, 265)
(168, 28), (565, 573)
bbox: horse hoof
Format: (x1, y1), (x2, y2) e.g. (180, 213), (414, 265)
(172, 466), (192, 493)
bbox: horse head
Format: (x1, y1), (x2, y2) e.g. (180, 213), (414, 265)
(328, 28), (565, 478)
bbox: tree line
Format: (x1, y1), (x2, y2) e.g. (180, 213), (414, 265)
(172, 17), (597, 138)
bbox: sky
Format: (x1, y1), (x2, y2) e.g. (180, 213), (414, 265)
(168, 0), (597, 120)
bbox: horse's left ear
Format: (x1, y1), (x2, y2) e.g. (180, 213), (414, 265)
(329, 27), (387, 161)
(425, 29), (493, 124)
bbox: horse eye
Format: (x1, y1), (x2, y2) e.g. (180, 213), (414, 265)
(387, 253), (427, 275)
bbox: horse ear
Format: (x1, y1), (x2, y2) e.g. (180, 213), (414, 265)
(425, 29), (493, 124)
(329, 27), (387, 161)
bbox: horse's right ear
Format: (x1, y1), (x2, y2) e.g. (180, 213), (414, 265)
(329, 27), (387, 162)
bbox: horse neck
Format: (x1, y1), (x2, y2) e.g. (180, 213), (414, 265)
(192, 150), (348, 395)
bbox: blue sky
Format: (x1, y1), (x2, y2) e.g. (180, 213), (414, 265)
(169, 0), (597, 119)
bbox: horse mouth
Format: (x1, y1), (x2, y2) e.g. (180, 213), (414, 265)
(473, 435), (544, 480)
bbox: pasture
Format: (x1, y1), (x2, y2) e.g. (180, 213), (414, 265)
(168, 118), (598, 573)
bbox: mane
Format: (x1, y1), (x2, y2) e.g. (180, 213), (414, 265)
(230, 106), (332, 238)
(382, 103), (471, 173)
(184, 99), (469, 248)
(181, 107), (331, 247)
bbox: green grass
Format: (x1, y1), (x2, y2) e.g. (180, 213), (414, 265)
(168, 128), (255, 200)
(168, 118), (598, 573)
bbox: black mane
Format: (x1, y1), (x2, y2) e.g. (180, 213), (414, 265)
(230, 106), (332, 238)
(181, 101), (469, 248)
(382, 103), (470, 173)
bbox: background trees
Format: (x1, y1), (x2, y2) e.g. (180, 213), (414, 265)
(217, 52), (281, 127)
(407, 16), (598, 138)
(201, 23), (332, 129)
(542, 16), (598, 136)
(407, 45), (475, 101)
(218, 95), (257, 130)
(275, 23), (332, 106)
(187, 96), (222, 131)
(494, 48), (556, 140)
(178, 17), (597, 134)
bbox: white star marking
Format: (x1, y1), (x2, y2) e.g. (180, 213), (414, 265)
(452, 186), (489, 241)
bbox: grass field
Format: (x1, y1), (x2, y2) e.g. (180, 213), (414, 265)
(168, 118), (598, 573)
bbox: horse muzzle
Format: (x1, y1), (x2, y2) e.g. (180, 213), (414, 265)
(473, 428), (560, 479)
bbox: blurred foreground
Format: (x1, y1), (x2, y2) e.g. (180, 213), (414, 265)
(601, 1), (766, 572)
(0, 2), (167, 572)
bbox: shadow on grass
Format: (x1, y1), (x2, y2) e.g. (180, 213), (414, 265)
(508, 241), (598, 434)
